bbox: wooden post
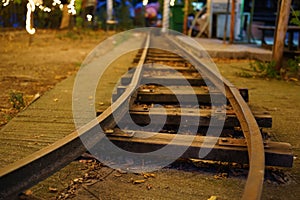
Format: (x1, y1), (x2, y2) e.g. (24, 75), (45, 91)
(207, 0), (212, 38)
(229, 0), (235, 44)
(223, 0), (230, 43)
(162, 0), (170, 33)
(28, 10), (34, 46)
(107, 0), (113, 21)
(272, 0), (292, 71)
(183, 0), (189, 35)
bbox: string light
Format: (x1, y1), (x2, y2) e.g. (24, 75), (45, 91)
(52, 0), (61, 6)
(26, 0), (36, 35)
(170, 0), (175, 6)
(86, 14), (92, 22)
(3, 0), (74, 14)
(3, 0), (74, 36)
(67, 0), (76, 15)
(143, 0), (148, 6)
(2, 0), (10, 7)
(38, 5), (51, 12)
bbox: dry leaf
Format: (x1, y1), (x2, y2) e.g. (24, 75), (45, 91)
(143, 173), (156, 178)
(48, 187), (58, 193)
(207, 196), (217, 200)
(289, 77), (298, 82)
(114, 173), (122, 177)
(24, 189), (33, 195)
(221, 173), (228, 178)
(132, 179), (145, 184)
(146, 184), (152, 190)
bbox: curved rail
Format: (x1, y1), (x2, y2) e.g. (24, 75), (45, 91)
(0, 32), (265, 199)
(170, 35), (264, 200)
(0, 35), (151, 199)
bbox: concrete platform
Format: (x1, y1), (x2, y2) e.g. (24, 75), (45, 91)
(181, 37), (272, 61)
(0, 76), (77, 168)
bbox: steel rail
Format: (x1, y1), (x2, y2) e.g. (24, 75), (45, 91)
(169, 35), (264, 200)
(0, 32), (265, 200)
(0, 34), (151, 200)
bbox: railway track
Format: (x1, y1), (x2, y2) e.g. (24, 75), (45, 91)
(0, 30), (293, 199)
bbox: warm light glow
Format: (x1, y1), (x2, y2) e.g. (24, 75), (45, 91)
(52, 0), (61, 6)
(26, 0), (36, 35)
(68, 0), (76, 15)
(86, 14), (92, 22)
(2, 0), (10, 7)
(170, 0), (175, 6)
(44, 7), (51, 12)
(11, 0), (75, 14)
(143, 0), (148, 6)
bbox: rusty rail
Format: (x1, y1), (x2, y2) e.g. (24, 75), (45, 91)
(170, 35), (264, 200)
(0, 31), (278, 200)
(0, 35), (151, 200)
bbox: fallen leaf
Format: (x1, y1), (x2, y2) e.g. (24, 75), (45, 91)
(146, 184), (152, 190)
(289, 77), (298, 82)
(73, 178), (83, 183)
(105, 129), (114, 134)
(221, 173), (228, 178)
(213, 175), (220, 179)
(48, 187), (58, 193)
(114, 173), (122, 177)
(55, 75), (66, 80)
(207, 196), (217, 200)
(143, 173), (156, 178)
(24, 189), (33, 195)
(132, 179), (145, 184)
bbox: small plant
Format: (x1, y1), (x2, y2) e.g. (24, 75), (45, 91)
(249, 60), (280, 79)
(235, 71), (253, 78)
(287, 56), (300, 75)
(290, 8), (300, 26)
(9, 91), (25, 110)
(56, 30), (81, 40)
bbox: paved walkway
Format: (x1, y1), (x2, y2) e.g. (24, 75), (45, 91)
(181, 37), (272, 61)
(0, 76), (76, 168)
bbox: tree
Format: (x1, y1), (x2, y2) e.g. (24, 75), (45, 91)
(272, 0), (292, 72)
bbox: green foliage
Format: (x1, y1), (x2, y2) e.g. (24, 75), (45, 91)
(290, 8), (300, 26)
(57, 31), (81, 40)
(243, 57), (300, 80)
(75, 0), (82, 14)
(235, 71), (253, 78)
(249, 60), (280, 79)
(9, 91), (25, 110)
(76, 16), (84, 27)
(287, 56), (300, 75)
(116, 0), (134, 30)
(14, 0), (22, 4)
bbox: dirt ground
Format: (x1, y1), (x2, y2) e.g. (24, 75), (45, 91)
(0, 29), (106, 127)
(0, 30), (299, 199)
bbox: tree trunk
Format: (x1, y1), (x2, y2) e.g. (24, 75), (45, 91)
(272, 0), (292, 71)
(183, 0), (189, 35)
(59, 5), (70, 29)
